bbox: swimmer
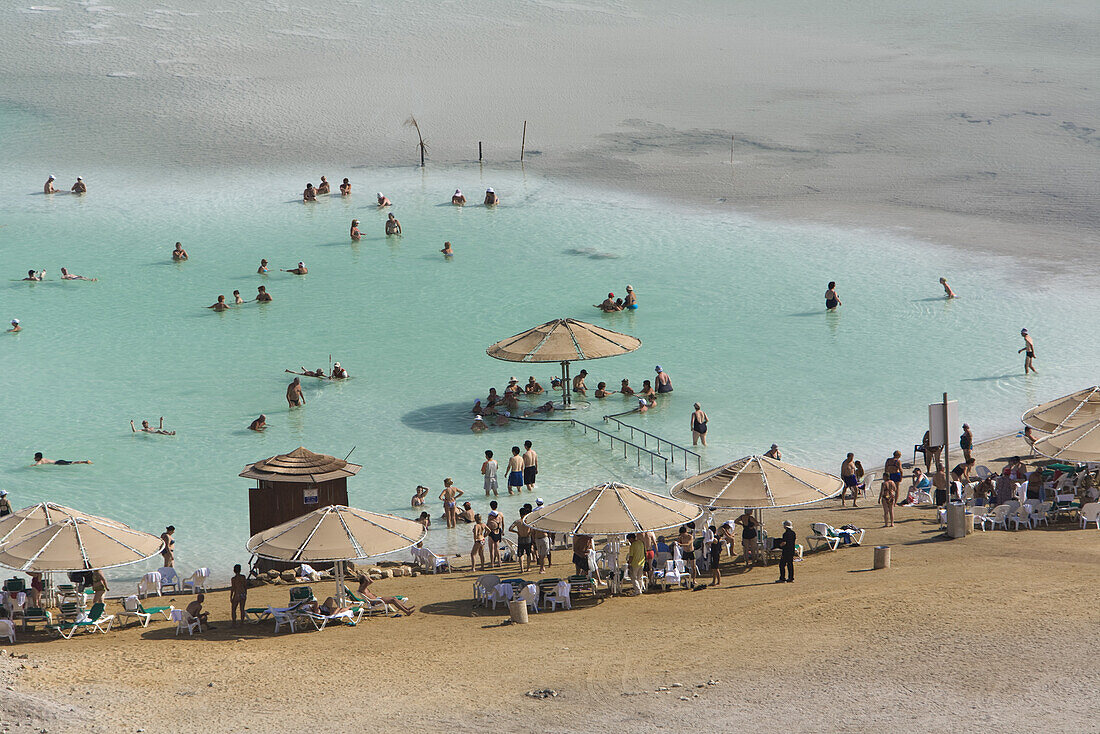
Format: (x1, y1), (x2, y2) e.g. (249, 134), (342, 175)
(282, 261), (308, 275)
(285, 366), (325, 378)
(376, 192), (391, 207)
(595, 293), (622, 312)
(303, 183), (316, 202)
(825, 281), (841, 310)
(257, 259), (269, 274)
(60, 268), (96, 281)
(248, 414), (267, 431)
(471, 415), (488, 432)
(523, 401), (556, 417)
(350, 220), (361, 241)
(441, 241), (454, 256)
(233, 290), (244, 304)
(451, 189), (466, 206)
(484, 187), (499, 206)
(70, 177), (86, 194)
(23, 270), (45, 281)
(550, 376), (563, 390)
(594, 381), (616, 398)
(208, 295), (230, 311)
(131, 417), (175, 436)
(1018, 328), (1037, 374)
(385, 213), (401, 235)
(620, 378), (635, 396)
(43, 175), (57, 194)
(331, 362), (348, 379)
(172, 243), (188, 261)
(412, 486), (429, 507)
(33, 452), (92, 466)
(940, 277), (956, 298)
(7, 319), (21, 333)
(256, 285), (272, 302)
(624, 285), (637, 309)
(287, 377), (305, 407)
(525, 377), (544, 395)
(635, 397), (649, 414)
(316, 176), (330, 195)
(340, 178), (351, 196)
(572, 369), (588, 395)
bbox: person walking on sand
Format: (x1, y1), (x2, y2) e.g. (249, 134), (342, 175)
(940, 277), (956, 298)
(385, 213), (401, 235)
(825, 281), (841, 310)
(1018, 329), (1036, 374)
(522, 440), (538, 491)
(840, 452), (858, 506)
(879, 478), (898, 527)
(470, 514), (487, 571)
(533, 526), (550, 573)
(775, 520), (797, 583)
(286, 377), (305, 407)
(627, 533), (646, 595)
(160, 526), (175, 567)
(91, 569), (109, 605)
(482, 450), (498, 496)
(230, 564), (247, 626)
(960, 423), (974, 463)
(506, 446), (525, 495)
(439, 478), (463, 528)
(690, 403), (708, 446)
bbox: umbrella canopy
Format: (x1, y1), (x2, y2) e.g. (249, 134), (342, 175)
(0, 517), (164, 573)
(1022, 387), (1100, 433)
(670, 455), (843, 509)
(522, 481), (701, 536)
(1032, 419), (1100, 462)
(0, 502), (128, 549)
(486, 318), (641, 363)
(245, 505), (426, 563)
(239, 446), (362, 484)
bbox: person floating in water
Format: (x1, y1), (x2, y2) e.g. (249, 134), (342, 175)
(350, 219), (361, 241)
(60, 268), (96, 281)
(441, 241), (454, 257)
(248, 414), (267, 431)
(385, 213), (401, 235)
(316, 176), (330, 195)
(939, 277), (956, 298)
(484, 188), (499, 206)
(331, 362), (348, 379)
(43, 175), (57, 194)
(825, 281), (841, 310)
(33, 452), (92, 466)
(131, 418), (175, 435)
(287, 377), (305, 407)
(376, 192), (391, 207)
(452, 189), (466, 206)
(303, 183), (316, 202)
(209, 295), (230, 311)
(23, 270), (45, 281)
(595, 293), (622, 312)
(172, 243), (188, 261)
(340, 178), (351, 196)
(70, 177), (86, 194)
(7, 319), (21, 333)
(283, 261), (308, 275)
(1018, 328), (1036, 374)
(256, 285), (272, 302)
(287, 367), (325, 378)
(257, 259), (269, 274)
(624, 285), (638, 309)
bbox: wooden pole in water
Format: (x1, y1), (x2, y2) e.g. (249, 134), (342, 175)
(731, 135), (734, 165)
(942, 392), (950, 502)
(521, 120), (527, 162)
(479, 141), (483, 162)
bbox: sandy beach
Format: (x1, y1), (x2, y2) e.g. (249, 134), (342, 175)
(4, 434), (1098, 733)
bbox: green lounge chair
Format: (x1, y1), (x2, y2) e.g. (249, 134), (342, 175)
(119, 595), (173, 627)
(341, 585), (391, 617)
(47, 602), (114, 639)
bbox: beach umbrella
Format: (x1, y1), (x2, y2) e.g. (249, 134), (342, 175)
(0, 517), (164, 573)
(1022, 386), (1100, 433)
(245, 505), (426, 604)
(1032, 419), (1100, 463)
(486, 318), (641, 408)
(0, 502), (128, 549)
(671, 455), (843, 509)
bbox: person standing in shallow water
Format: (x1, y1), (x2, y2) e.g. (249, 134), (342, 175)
(690, 403), (708, 446)
(385, 213), (401, 235)
(302, 183), (316, 202)
(1018, 328), (1036, 374)
(825, 281), (841, 310)
(939, 277), (956, 298)
(286, 377), (304, 407)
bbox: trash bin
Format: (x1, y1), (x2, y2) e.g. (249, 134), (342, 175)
(946, 502), (968, 538)
(873, 545), (891, 570)
(508, 599), (529, 624)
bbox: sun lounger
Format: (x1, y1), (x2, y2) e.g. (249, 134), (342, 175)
(411, 547), (450, 573)
(304, 605), (364, 631)
(341, 586), (390, 617)
(48, 602), (114, 639)
(807, 523), (841, 551)
(567, 575), (596, 597)
(288, 586), (315, 605)
(20, 606), (52, 631)
(119, 595), (174, 628)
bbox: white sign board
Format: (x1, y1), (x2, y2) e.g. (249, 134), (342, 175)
(928, 400), (958, 447)
(303, 487), (319, 505)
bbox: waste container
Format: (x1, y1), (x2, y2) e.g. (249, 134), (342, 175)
(946, 502), (968, 538)
(508, 599), (529, 624)
(873, 545), (891, 569)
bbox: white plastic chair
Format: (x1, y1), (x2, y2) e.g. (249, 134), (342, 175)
(489, 583), (513, 610)
(157, 567), (181, 593)
(182, 568), (210, 594)
(171, 609), (200, 636)
(518, 583), (539, 614)
(0, 619), (14, 644)
(417, 547), (450, 573)
(137, 571), (162, 599)
(660, 560), (689, 591)
(473, 575), (499, 606)
(1009, 505), (1032, 530)
(544, 580), (572, 611)
(971, 506), (994, 531)
(1079, 502), (1100, 529)
(987, 505), (1012, 531)
(1025, 501), (1051, 527)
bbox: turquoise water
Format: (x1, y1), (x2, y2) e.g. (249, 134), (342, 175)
(2, 162), (1097, 581)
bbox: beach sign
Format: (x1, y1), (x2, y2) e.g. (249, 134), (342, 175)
(303, 487), (319, 505)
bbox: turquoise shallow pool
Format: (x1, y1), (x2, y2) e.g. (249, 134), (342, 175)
(0, 163), (1095, 580)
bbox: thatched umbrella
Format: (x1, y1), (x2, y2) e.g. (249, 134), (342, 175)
(0, 517), (164, 572)
(0, 502), (127, 549)
(486, 318), (641, 408)
(670, 455), (843, 509)
(245, 505), (426, 604)
(1032, 419), (1100, 463)
(1022, 387), (1100, 433)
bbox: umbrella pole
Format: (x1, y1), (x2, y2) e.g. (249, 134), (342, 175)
(561, 361), (571, 408)
(335, 560), (345, 605)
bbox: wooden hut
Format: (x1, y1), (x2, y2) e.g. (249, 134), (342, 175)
(240, 447), (362, 571)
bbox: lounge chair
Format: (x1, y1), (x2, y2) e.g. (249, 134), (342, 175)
(48, 602), (114, 639)
(288, 586), (315, 605)
(171, 608), (201, 636)
(567, 575), (596, 597)
(807, 523), (842, 551)
(543, 580), (572, 611)
(119, 595), (174, 628)
(304, 605), (364, 631)
(20, 607), (52, 631)
(342, 586), (391, 617)
(137, 571), (162, 599)
(157, 567), (182, 594)
(0, 619), (14, 644)
(411, 547), (450, 573)
(1079, 502), (1100, 529)
(182, 568), (210, 594)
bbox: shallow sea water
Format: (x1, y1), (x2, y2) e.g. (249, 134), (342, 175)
(1, 157), (1096, 580)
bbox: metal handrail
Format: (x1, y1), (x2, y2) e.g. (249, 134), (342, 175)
(506, 414), (672, 480)
(602, 412), (702, 473)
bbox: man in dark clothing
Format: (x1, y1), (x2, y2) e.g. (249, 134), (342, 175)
(775, 520), (798, 584)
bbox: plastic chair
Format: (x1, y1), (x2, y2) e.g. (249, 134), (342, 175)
(157, 567), (181, 593)
(543, 580), (572, 611)
(171, 609), (200, 636)
(137, 571), (162, 599)
(182, 568), (210, 594)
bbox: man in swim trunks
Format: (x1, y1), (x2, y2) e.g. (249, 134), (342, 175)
(131, 417), (175, 435)
(286, 367), (325, 378)
(572, 369), (588, 396)
(676, 525), (697, 584)
(471, 415), (487, 431)
(255, 285), (272, 302)
(509, 507), (534, 572)
(229, 564), (248, 626)
(33, 452), (92, 466)
(60, 268), (96, 281)
(507, 446), (525, 495)
(233, 290), (244, 304)
(23, 270), (45, 281)
(457, 501), (475, 523)
(525, 377), (544, 395)
(840, 452), (858, 506)
(523, 440), (538, 491)
(385, 213), (401, 235)
(439, 478), (464, 528)
(572, 534), (593, 576)
(340, 178), (351, 196)
(286, 377), (305, 407)
(208, 295), (230, 311)
(451, 189), (466, 205)
(484, 187), (499, 206)
(44, 175), (57, 194)
(482, 450), (498, 495)
(70, 177), (86, 194)
(282, 261), (307, 275)
(302, 183), (316, 202)
(595, 293), (620, 312)
(376, 192), (390, 207)
(316, 176), (330, 195)
(1018, 328), (1036, 374)
(248, 414), (267, 431)
(522, 402), (556, 417)
(690, 403), (708, 446)
(655, 366), (673, 393)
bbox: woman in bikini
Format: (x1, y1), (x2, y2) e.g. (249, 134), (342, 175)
(439, 479), (463, 528)
(471, 514), (487, 572)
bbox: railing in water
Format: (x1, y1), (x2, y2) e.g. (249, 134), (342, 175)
(602, 411), (703, 474)
(509, 414), (671, 480)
